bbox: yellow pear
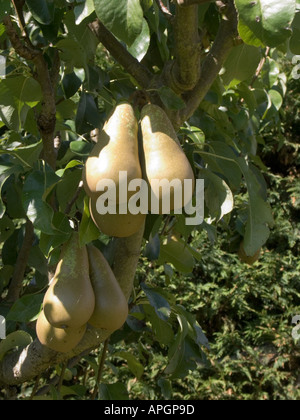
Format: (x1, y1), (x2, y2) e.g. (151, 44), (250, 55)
(82, 103), (142, 202)
(36, 310), (86, 353)
(87, 244), (128, 331)
(43, 232), (95, 329)
(140, 104), (195, 213)
(89, 197), (146, 238)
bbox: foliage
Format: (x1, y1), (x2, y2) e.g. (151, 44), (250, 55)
(0, 0), (299, 400)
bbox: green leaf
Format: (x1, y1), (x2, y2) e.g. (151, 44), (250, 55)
(75, 92), (101, 134)
(0, 215), (14, 243)
(93, 0), (144, 46)
(236, 157), (274, 255)
(141, 283), (171, 321)
(0, 0), (11, 19)
(164, 312), (203, 379)
(6, 294), (44, 323)
(74, 0), (95, 25)
(0, 162), (23, 217)
(56, 167), (83, 214)
(22, 163), (60, 234)
(235, 0), (296, 47)
(78, 196), (100, 246)
(144, 232), (160, 261)
(61, 72), (82, 99)
(114, 351), (144, 379)
(222, 43), (261, 87)
(144, 304), (174, 346)
(99, 383), (129, 400)
(157, 86), (186, 110)
(56, 38), (87, 70)
(128, 19), (150, 61)
(8, 141), (43, 168)
(158, 239), (195, 273)
(0, 331), (33, 361)
(290, 12), (300, 54)
(268, 89), (283, 111)
(70, 140), (93, 156)
(196, 141), (242, 190)
(199, 168), (234, 221)
(28, 245), (48, 275)
(25, 0), (55, 25)
(0, 77), (42, 131)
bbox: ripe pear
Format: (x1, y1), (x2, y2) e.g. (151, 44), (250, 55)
(238, 241), (261, 265)
(140, 104), (195, 213)
(43, 232), (95, 329)
(83, 103), (142, 202)
(36, 310), (86, 353)
(87, 244), (128, 331)
(89, 197), (146, 238)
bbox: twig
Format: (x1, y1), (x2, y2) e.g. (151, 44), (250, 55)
(88, 19), (153, 89)
(3, 15), (58, 171)
(6, 218), (34, 302)
(64, 181), (84, 215)
(250, 46), (270, 87)
(57, 362), (67, 395)
(179, 0), (238, 124)
(155, 0), (174, 20)
(29, 374), (41, 400)
(91, 339), (110, 400)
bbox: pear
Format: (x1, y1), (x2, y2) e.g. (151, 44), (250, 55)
(83, 103), (142, 202)
(43, 232), (95, 329)
(89, 197), (146, 238)
(36, 310), (86, 353)
(140, 104), (195, 213)
(238, 241), (261, 266)
(87, 244), (128, 331)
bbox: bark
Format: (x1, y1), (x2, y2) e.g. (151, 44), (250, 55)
(3, 16), (58, 171)
(178, 0), (239, 124)
(163, 4), (201, 94)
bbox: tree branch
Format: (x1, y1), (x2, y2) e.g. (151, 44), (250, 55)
(88, 19), (153, 90)
(3, 15), (58, 170)
(163, 3), (201, 94)
(6, 219), (34, 303)
(179, 0), (239, 123)
(155, 0), (174, 20)
(0, 225), (145, 387)
(176, 0), (215, 6)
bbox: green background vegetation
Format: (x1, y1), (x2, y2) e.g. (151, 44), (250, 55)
(0, 0), (299, 400)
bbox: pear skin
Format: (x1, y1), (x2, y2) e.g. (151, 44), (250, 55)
(87, 244), (128, 331)
(36, 310), (86, 353)
(43, 232), (95, 329)
(89, 197), (146, 238)
(140, 104), (195, 213)
(238, 241), (261, 265)
(83, 103), (142, 202)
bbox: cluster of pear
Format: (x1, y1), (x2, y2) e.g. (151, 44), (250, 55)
(83, 102), (195, 238)
(36, 232), (128, 353)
